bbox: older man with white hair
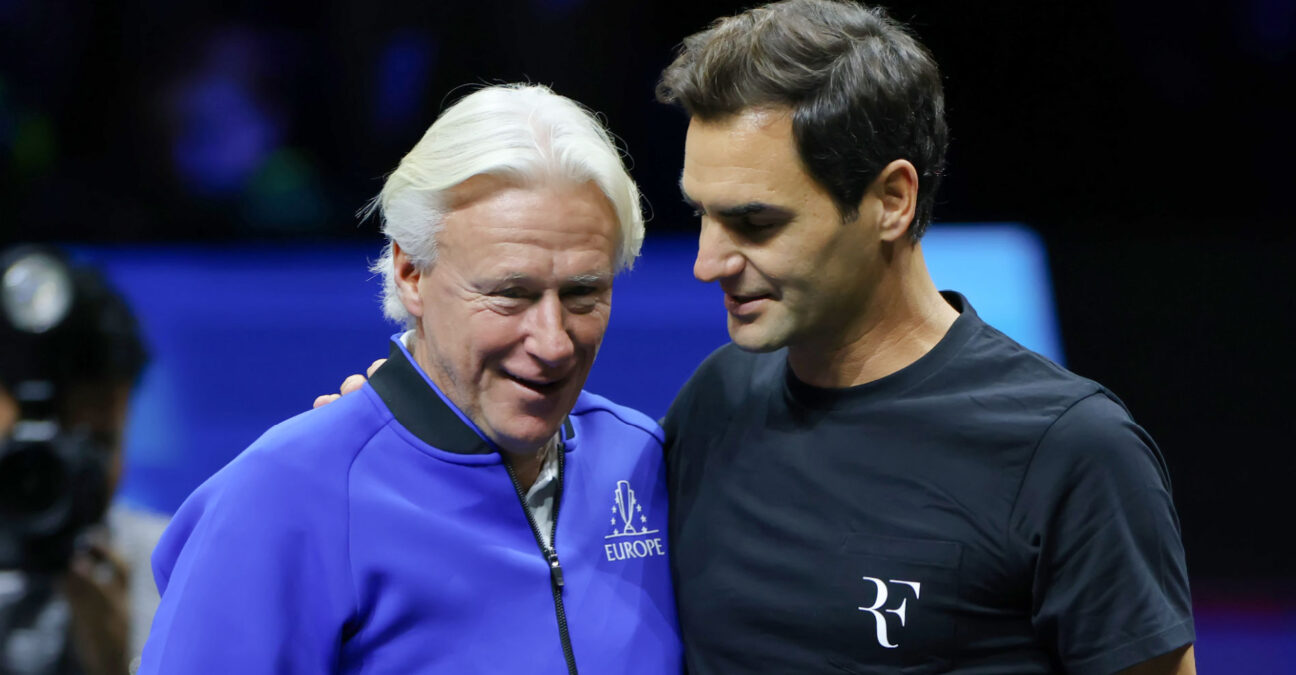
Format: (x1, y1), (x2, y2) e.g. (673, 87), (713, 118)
(139, 85), (681, 674)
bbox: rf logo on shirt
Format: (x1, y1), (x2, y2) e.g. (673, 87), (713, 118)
(858, 577), (922, 648)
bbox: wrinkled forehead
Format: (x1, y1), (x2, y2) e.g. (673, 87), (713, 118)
(437, 176), (620, 269)
(445, 173), (523, 209)
(446, 172), (614, 213)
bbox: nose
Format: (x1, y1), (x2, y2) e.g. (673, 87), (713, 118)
(526, 293), (576, 367)
(693, 218), (744, 283)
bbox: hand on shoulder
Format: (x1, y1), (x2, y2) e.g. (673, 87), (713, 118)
(312, 359), (386, 408)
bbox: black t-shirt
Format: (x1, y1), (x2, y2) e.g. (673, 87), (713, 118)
(663, 292), (1193, 674)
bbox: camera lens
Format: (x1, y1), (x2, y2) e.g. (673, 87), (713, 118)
(0, 442), (68, 517)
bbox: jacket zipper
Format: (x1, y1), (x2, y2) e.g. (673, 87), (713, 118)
(503, 444), (578, 675)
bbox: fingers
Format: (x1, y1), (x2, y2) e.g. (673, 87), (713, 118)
(340, 374), (366, 396)
(314, 358), (385, 409)
(67, 556), (112, 593)
(66, 544), (130, 596)
(86, 541), (131, 588)
(63, 546), (131, 675)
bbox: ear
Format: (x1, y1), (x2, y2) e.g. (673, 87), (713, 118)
(874, 159), (919, 243)
(392, 243), (425, 319)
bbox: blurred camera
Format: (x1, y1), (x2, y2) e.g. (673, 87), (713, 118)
(0, 248), (112, 572)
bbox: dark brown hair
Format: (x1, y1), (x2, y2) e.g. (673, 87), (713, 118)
(657, 0), (948, 239)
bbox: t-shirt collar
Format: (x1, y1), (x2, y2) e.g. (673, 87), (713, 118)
(783, 291), (981, 408)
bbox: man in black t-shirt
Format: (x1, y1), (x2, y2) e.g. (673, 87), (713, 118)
(655, 1), (1195, 673)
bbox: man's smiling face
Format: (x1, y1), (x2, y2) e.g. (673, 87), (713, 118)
(397, 174), (618, 454)
(681, 107), (887, 354)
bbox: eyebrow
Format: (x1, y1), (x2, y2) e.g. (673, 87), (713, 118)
(496, 272), (612, 286)
(678, 175), (794, 220)
(716, 202), (794, 219)
(566, 273), (611, 286)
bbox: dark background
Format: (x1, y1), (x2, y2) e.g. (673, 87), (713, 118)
(2, 0), (1293, 586)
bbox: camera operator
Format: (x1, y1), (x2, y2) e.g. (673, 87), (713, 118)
(0, 247), (157, 675)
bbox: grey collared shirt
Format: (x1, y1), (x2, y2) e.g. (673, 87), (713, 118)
(524, 450), (560, 549)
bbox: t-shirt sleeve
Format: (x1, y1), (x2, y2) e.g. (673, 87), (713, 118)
(661, 343), (754, 461)
(138, 448), (356, 674)
(660, 379), (693, 459)
(1011, 392), (1194, 675)
(661, 345), (723, 460)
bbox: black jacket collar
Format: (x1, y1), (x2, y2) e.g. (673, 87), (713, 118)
(369, 338), (573, 455)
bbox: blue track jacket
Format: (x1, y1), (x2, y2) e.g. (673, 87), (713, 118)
(140, 339), (681, 673)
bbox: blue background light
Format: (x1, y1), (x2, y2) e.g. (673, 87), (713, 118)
(70, 223), (1061, 514)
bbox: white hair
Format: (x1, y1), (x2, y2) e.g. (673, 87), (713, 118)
(365, 83), (646, 326)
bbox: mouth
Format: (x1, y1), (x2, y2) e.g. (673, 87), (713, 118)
(724, 292), (773, 317)
(504, 372), (568, 396)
